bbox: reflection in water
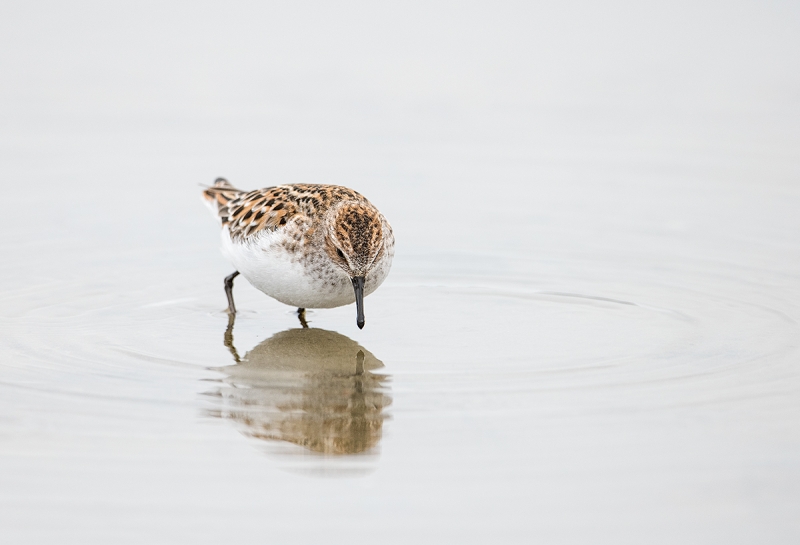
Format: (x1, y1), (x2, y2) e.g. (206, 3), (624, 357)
(208, 315), (391, 456)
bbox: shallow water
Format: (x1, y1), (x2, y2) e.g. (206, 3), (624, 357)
(2, 2), (800, 543)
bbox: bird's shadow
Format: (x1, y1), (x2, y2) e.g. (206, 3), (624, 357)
(206, 313), (392, 457)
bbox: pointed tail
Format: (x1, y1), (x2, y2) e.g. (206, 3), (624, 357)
(202, 177), (242, 222)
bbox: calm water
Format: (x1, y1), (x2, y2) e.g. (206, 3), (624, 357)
(1, 2), (800, 543)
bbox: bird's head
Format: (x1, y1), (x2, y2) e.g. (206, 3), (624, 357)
(324, 202), (386, 329)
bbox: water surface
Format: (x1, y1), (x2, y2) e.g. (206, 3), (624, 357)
(1, 2), (800, 543)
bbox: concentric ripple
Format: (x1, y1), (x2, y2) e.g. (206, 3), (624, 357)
(1, 250), (798, 467)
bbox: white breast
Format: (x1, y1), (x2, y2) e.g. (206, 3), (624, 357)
(219, 228), (392, 309)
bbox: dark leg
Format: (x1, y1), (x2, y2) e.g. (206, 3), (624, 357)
(297, 307), (309, 328)
(224, 271), (240, 314)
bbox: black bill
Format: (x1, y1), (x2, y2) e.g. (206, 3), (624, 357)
(352, 276), (365, 329)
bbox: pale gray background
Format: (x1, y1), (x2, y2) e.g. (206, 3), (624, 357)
(1, 1), (799, 543)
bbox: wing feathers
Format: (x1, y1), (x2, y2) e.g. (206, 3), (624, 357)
(202, 180), (369, 242)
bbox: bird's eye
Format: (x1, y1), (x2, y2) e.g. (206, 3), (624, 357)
(336, 248), (345, 259)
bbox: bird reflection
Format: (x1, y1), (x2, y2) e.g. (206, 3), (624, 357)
(208, 314), (391, 456)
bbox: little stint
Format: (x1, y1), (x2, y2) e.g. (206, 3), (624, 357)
(202, 178), (394, 329)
